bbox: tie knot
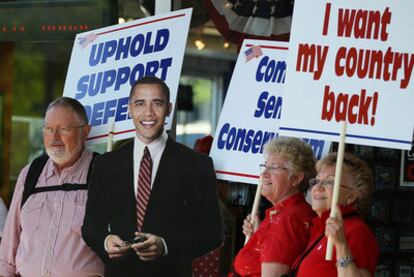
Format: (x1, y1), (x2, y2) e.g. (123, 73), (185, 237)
(143, 146), (151, 159)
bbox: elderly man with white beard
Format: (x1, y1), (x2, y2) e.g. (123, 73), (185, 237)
(0, 97), (104, 277)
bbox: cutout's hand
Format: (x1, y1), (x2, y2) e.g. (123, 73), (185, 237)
(131, 232), (165, 261)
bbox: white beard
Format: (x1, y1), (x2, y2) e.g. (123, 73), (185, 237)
(46, 137), (83, 167)
(47, 148), (65, 160)
(46, 148), (70, 165)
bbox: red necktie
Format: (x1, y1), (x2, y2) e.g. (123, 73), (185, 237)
(136, 146), (152, 231)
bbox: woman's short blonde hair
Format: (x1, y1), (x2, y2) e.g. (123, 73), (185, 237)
(316, 152), (373, 216)
(264, 137), (316, 192)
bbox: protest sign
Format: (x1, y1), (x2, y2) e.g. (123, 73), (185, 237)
(279, 0), (414, 150)
(63, 9), (192, 144)
(209, 39), (330, 184)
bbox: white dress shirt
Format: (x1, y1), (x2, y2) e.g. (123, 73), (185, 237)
(133, 132), (168, 195)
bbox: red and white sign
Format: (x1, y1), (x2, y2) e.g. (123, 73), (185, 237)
(279, 0), (414, 150)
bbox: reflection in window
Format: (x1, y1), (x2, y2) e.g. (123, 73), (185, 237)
(176, 76), (213, 148)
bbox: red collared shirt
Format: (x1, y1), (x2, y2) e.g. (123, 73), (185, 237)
(234, 193), (315, 277)
(295, 204), (379, 277)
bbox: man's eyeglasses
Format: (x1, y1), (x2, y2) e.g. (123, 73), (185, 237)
(308, 177), (353, 190)
(259, 164), (288, 175)
(42, 125), (86, 136)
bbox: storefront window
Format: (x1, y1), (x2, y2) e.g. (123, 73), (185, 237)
(9, 41), (73, 182)
(177, 76), (213, 148)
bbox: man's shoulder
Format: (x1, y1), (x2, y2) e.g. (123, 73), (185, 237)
(96, 139), (133, 160)
(20, 154), (50, 181)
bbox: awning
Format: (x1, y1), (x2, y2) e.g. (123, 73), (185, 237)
(204, 0), (293, 47)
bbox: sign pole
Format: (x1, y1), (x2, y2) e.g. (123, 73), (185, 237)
(155, 0), (171, 14)
(326, 121), (347, 260)
(245, 177), (262, 245)
(106, 121), (114, 152)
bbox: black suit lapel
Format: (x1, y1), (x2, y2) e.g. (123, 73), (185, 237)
(115, 141), (137, 234)
(152, 137), (176, 193)
(142, 138), (177, 231)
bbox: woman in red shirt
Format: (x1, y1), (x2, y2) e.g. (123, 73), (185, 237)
(291, 152), (379, 277)
(233, 137), (317, 277)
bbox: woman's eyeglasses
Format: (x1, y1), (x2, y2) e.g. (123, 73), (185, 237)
(259, 164), (288, 175)
(308, 177), (353, 190)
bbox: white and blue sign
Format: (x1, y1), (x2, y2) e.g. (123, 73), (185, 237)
(210, 39), (331, 184)
(63, 9), (192, 144)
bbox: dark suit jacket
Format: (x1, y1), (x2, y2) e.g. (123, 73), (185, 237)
(82, 138), (223, 276)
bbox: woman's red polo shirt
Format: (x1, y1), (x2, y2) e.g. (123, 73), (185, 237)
(295, 205), (379, 277)
(234, 193), (315, 277)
